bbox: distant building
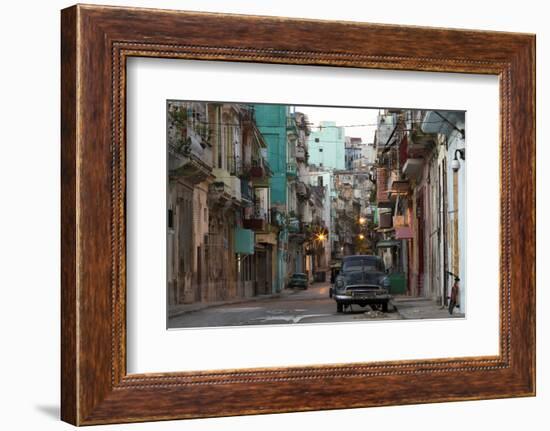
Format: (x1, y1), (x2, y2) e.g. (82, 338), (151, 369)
(305, 169), (332, 272)
(345, 137), (363, 170)
(361, 142), (376, 165)
(287, 111), (311, 277)
(307, 121), (345, 170)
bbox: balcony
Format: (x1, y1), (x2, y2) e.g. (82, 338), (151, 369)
(408, 124), (436, 154)
(247, 159), (271, 187)
(248, 158), (270, 177)
(289, 218), (306, 243)
(255, 228), (277, 246)
(388, 179), (410, 201)
(168, 155), (213, 184)
(378, 210), (393, 229)
(212, 168), (241, 201)
(402, 158), (423, 180)
(421, 111), (465, 138)
(296, 146), (306, 162)
(249, 165), (266, 178)
(288, 217), (301, 233)
(168, 129), (213, 184)
(243, 218), (267, 231)
(167, 105), (213, 177)
(208, 181), (232, 208)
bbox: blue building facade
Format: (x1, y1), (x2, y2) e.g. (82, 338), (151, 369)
(253, 104), (290, 292)
(308, 121), (345, 170)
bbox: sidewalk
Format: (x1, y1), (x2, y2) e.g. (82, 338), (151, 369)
(168, 288), (299, 319)
(392, 296), (465, 319)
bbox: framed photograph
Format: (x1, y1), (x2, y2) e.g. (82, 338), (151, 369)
(61, 4), (535, 425)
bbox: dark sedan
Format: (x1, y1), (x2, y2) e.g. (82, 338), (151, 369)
(332, 255), (391, 312)
(287, 273), (308, 289)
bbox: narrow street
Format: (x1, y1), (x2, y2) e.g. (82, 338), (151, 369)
(168, 281), (461, 329)
(166, 103), (468, 328)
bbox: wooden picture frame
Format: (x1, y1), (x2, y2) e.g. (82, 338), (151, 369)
(61, 4), (535, 425)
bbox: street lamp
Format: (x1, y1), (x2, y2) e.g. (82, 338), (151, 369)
(358, 216), (366, 225)
(358, 234), (365, 240)
(451, 148), (466, 172)
(316, 233), (326, 241)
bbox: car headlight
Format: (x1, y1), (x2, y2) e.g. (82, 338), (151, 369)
(380, 276), (391, 288)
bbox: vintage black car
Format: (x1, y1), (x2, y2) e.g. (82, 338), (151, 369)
(332, 255), (391, 312)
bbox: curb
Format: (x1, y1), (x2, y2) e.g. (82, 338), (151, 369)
(168, 289), (299, 320)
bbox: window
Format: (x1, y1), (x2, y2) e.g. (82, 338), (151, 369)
(342, 256), (384, 272)
(315, 138), (320, 143)
(319, 148), (323, 152)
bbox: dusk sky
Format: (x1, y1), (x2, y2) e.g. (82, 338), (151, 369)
(295, 105), (380, 144)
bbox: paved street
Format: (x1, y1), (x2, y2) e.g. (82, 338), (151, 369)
(168, 281), (462, 329)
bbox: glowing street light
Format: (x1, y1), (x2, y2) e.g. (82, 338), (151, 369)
(358, 234), (365, 240)
(316, 233), (326, 241)
(358, 216), (366, 225)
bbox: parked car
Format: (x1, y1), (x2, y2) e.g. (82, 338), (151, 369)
(332, 255), (391, 312)
(287, 273), (308, 289)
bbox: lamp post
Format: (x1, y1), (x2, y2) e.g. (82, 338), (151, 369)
(451, 148), (465, 172)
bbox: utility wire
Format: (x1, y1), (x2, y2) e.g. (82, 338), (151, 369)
(169, 118), (462, 129)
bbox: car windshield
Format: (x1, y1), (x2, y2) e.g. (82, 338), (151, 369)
(292, 274), (307, 279)
(342, 257), (384, 273)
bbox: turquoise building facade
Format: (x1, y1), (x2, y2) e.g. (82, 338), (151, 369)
(253, 104), (290, 292)
(253, 104), (290, 207)
(308, 121), (346, 170)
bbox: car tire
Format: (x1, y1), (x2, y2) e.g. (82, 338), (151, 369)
(336, 302), (343, 313)
(382, 301), (388, 312)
